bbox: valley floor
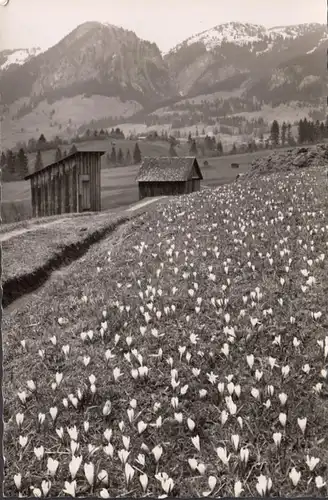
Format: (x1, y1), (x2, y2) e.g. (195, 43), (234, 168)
(3, 165), (328, 497)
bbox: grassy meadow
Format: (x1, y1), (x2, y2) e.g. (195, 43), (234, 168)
(3, 163), (328, 496)
(2, 143), (274, 224)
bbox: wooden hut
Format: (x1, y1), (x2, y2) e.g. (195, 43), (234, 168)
(25, 149), (106, 218)
(136, 156), (203, 200)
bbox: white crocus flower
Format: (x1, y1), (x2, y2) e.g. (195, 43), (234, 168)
(14, 474), (22, 491)
(139, 473), (148, 492)
(47, 457), (59, 477)
(256, 475), (272, 496)
(289, 467), (301, 486)
(216, 446), (230, 465)
(152, 445), (163, 463)
(84, 462), (95, 486)
(306, 455), (320, 472)
(124, 463), (135, 485)
(63, 480), (76, 497)
(69, 455), (82, 480)
(234, 480), (244, 497)
(297, 417), (307, 434)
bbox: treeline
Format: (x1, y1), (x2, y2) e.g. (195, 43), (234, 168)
(270, 118), (328, 146)
(1, 141), (144, 182)
(145, 97), (263, 129)
(12, 127), (126, 155)
(0, 149), (29, 181)
(53, 141), (142, 168)
(186, 132), (224, 158)
(103, 142), (141, 167)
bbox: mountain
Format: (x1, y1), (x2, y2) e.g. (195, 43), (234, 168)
(1, 21), (327, 149)
(165, 22), (327, 98)
(1, 22), (174, 107)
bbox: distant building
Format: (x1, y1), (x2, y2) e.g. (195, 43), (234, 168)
(136, 156), (203, 200)
(25, 148), (106, 218)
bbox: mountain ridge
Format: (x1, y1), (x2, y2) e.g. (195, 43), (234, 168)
(1, 20), (326, 149)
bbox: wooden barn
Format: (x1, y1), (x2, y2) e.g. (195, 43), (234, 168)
(25, 149), (106, 218)
(136, 156), (203, 200)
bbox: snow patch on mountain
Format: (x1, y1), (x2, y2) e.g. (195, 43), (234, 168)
(172, 23), (267, 52)
(168, 22), (325, 54)
(268, 23), (322, 39)
(1, 47), (43, 70)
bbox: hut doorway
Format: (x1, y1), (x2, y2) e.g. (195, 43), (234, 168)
(79, 174), (91, 211)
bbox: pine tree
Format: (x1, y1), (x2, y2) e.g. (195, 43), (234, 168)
(14, 153), (22, 179)
(133, 142), (142, 164)
(298, 119), (305, 144)
(17, 148), (29, 178)
(287, 124), (294, 146)
(189, 139), (197, 155)
(259, 132), (264, 147)
(110, 146), (117, 164)
(117, 148), (124, 164)
(187, 132), (192, 144)
(126, 149), (131, 164)
(320, 122), (326, 141)
(204, 135), (213, 151)
(0, 152), (6, 168)
(37, 133), (47, 151)
(55, 147), (62, 162)
(281, 122), (287, 147)
(216, 140), (223, 154)
(314, 120), (321, 143)
(69, 144), (78, 154)
(169, 143), (178, 156)
(6, 150), (15, 177)
(35, 150), (43, 171)
(230, 143), (237, 155)
(270, 120), (280, 147)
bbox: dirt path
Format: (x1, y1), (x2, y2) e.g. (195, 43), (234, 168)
(0, 217), (74, 243)
(125, 196), (166, 212)
(0, 197), (166, 243)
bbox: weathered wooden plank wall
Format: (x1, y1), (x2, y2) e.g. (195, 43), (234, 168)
(139, 176), (201, 200)
(29, 152), (103, 218)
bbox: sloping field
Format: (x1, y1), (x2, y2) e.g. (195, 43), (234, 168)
(3, 165), (328, 497)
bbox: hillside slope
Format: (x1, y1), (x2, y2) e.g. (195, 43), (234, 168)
(3, 163), (328, 496)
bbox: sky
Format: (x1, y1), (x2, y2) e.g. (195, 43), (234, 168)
(0, 0), (326, 53)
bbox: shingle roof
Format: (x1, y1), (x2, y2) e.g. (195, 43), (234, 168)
(25, 147), (106, 180)
(136, 156), (203, 183)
